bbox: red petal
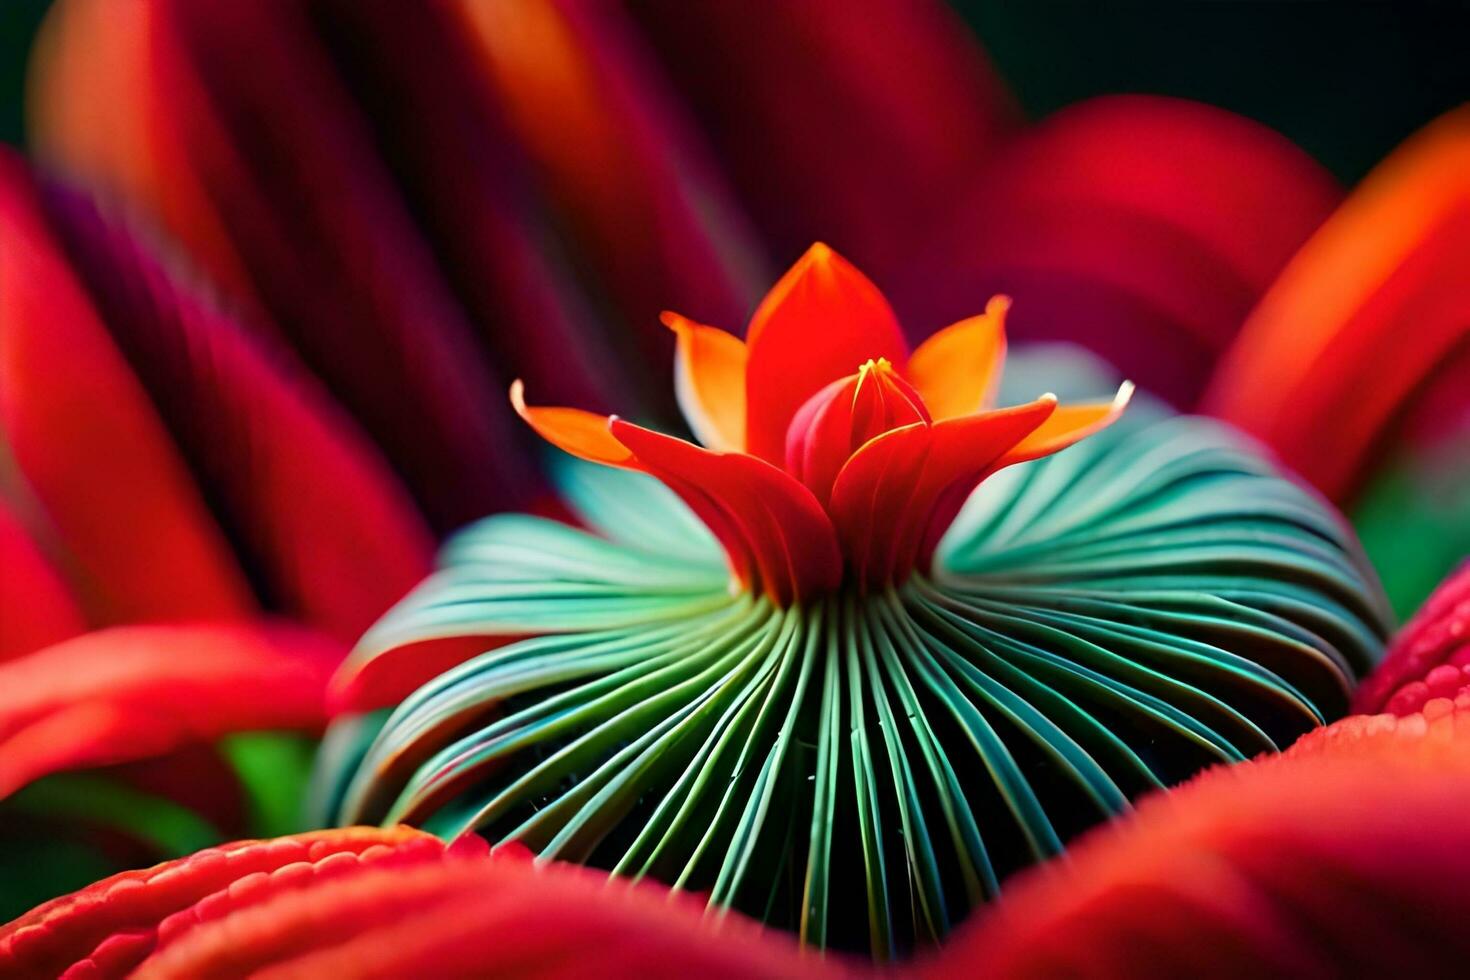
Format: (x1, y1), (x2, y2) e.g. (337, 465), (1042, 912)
(626, 0), (1017, 278)
(0, 151), (254, 625)
(932, 701), (1470, 978)
(0, 826), (440, 979)
(745, 244), (910, 464)
(40, 183), (434, 643)
(33, 0), (549, 528)
(0, 624), (340, 801)
(899, 96), (1342, 406)
(1204, 106), (1470, 500)
(0, 500), (84, 662)
(1354, 562), (1470, 715)
(828, 397), (1057, 586)
(611, 421), (841, 603)
(131, 853), (827, 979)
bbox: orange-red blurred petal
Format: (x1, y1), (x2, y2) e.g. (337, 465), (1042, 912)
(1204, 105), (1470, 500)
(0, 501), (84, 662)
(906, 297), (1010, 420)
(132, 850), (830, 980)
(452, 0), (764, 374)
(665, 311), (748, 452)
(0, 624), (340, 801)
(0, 826), (442, 979)
(0, 152), (253, 625)
(745, 244), (910, 463)
(626, 0), (1017, 279)
(1354, 561), (1470, 716)
(899, 96), (1342, 405)
(511, 382), (633, 468)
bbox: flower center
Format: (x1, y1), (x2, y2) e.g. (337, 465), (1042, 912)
(784, 357), (931, 505)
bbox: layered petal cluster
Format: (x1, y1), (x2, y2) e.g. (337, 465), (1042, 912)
(515, 244), (1132, 601)
(325, 328), (1388, 956)
(0, 150), (431, 914)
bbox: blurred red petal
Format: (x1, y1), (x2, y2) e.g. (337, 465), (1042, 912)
(628, 0), (1017, 278)
(0, 826), (440, 979)
(900, 96), (1342, 405)
(452, 0), (765, 377)
(1205, 106), (1470, 500)
(32, 0), (555, 529)
(39, 183), (433, 642)
(1354, 561), (1470, 715)
(0, 500), (84, 662)
(0, 624), (340, 801)
(0, 151), (253, 625)
(133, 852), (830, 980)
(928, 703), (1470, 978)
(745, 244), (909, 464)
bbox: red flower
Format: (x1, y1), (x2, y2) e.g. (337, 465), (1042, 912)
(514, 243), (1129, 602)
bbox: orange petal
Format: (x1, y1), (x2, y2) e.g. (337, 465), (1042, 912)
(664, 311), (747, 451)
(1204, 105), (1470, 500)
(996, 382), (1134, 467)
(744, 243), (910, 463)
(907, 296), (1010, 419)
(0, 623), (340, 801)
(0, 826), (442, 978)
(509, 381), (633, 468)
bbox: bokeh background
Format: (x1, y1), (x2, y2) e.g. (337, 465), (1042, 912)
(8, 1), (1470, 183)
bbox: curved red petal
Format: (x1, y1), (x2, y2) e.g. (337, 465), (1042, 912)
(0, 151), (254, 625)
(611, 421), (842, 603)
(0, 624), (340, 801)
(1354, 562), (1470, 715)
(930, 703), (1470, 978)
(133, 854), (831, 980)
(0, 826), (439, 979)
(828, 398), (1057, 586)
(1204, 105), (1470, 500)
(626, 0), (1017, 278)
(899, 95), (1342, 405)
(745, 244), (910, 464)
(0, 500), (85, 662)
(40, 183), (434, 643)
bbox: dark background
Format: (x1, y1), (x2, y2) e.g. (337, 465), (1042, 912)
(4, 1), (1469, 182)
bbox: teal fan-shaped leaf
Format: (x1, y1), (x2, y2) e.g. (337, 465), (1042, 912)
(315, 385), (1390, 959)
